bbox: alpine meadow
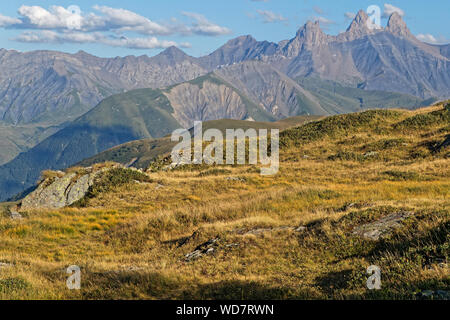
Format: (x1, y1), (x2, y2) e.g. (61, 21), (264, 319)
(0, 1), (448, 306)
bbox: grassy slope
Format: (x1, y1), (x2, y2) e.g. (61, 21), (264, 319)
(79, 116), (323, 168)
(0, 104), (448, 299)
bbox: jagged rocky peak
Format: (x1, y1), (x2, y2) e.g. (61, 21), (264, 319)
(386, 12), (413, 38)
(281, 20), (329, 57)
(347, 10), (370, 32)
(297, 20), (328, 44)
(339, 10), (380, 41)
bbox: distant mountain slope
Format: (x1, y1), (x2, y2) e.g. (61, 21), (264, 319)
(2, 10), (446, 129)
(0, 47), (205, 126)
(79, 115), (323, 169)
(1, 10), (449, 163)
(162, 73), (275, 127)
(200, 11), (449, 99)
(0, 76), (278, 201)
(0, 67), (435, 201)
(0, 123), (63, 165)
(214, 61), (328, 117)
(0, 46), (207, 162)
(296, 77), (435, 113)
(197, 35), (277, 70)
(214, 61), (433, 116)
(0, 88), (182, 201)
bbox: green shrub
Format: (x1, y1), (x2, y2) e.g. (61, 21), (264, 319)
(395, 107), (450, 130)
(0, 277), (30, 294)
(383, 170), (420, 181)
(198, 168), (232, 177)
(73, 168), (152, 207)
(328, 151), (365, 162)
(280, 109), (402, 147)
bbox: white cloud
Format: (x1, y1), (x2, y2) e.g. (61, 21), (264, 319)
(313, 16), (335, 26)
(344, 12), (356, 20)
(256, 10), (288, 23)
(104, 36), (180, 49)
(0, 5), (231, 49)
(416, 33), (449, 45)
(16, 30), (98, 43)
(17, 5), (93, 30)
(14, 30), (187, 49)
(0, 13), (21, 27)
(13, 5), (173, 35)
(180, 12), (232, 36)
(313, 6), (324, 15)
(93, 5), (171, 35)
(383, 4), (405, 18)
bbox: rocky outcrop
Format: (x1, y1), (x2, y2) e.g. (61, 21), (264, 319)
(352, 211), (414, 240)
(280, 21), (331, 57)
(184, 238), (220, 262)
(20, 169), (103, 209)
(386, 12), (413, 38)
(338, 10), (382, 42)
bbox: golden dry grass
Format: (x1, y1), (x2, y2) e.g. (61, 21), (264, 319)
(0, 104), (448, 299)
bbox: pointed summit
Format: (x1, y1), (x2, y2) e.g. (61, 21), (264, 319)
(152, 46), (191, 65)
(386, 12), (412, 38)
(280, 20), (329, 57)
(296, 20), (328, 44)
(338, 10), (381, 41)
(159, 46), (188, 59)
(346, 10), (370, 32)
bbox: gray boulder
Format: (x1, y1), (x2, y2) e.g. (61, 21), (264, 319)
(21, 170), (99, 209)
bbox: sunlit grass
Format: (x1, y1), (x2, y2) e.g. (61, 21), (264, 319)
(0, 105), (448, 299)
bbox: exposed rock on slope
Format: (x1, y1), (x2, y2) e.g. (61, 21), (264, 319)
(20, 169), (101, 209)
(208, 11), (449, 99)
(164, 79), (251, 128)
(0, 47), (206, 126)
(0, 46), (206, 162)
(352, 211), (415, 240)
(215, 61), (327, 117)
(385, 12), (413, 38)
(198, 35), (277, 70)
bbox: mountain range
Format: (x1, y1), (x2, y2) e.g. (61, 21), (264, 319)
(0, 10), (448, 201)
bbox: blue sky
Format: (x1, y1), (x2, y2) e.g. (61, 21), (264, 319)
(0, 0), (448, 57)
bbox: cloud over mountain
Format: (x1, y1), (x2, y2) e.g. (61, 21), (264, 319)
(257, 10), (288, 23)
(0, 5), (231, 49)
(383, 4), (405, 18)
(14, 31), (184, 49)
(416, 33), (449, 45)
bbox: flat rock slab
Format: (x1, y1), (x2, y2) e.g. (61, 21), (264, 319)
(20, 168), (110, 210)
(0, 262), (13, 269)
(185, 238), (220, 262)
(10, 210), (23, 220)
(352, 211), (414, 240)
